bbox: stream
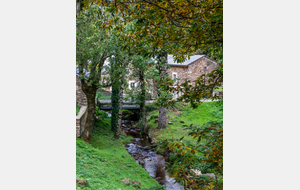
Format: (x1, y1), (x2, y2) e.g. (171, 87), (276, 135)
(121, 120), (184, 190)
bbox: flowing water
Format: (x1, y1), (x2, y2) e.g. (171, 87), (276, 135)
(122, 121), (184, 190)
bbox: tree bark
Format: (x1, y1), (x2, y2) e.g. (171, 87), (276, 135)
(158, 52), (168, 129)
(115, 84), (123, 139)
(81, 82), (97, 143)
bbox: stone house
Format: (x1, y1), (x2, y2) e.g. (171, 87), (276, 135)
(166, 54), (219, 99)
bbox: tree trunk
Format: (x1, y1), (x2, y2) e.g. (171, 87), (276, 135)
(158, 107), (167, 129)
(140, 72), (147, 134)
(81, 83), (97, 143)
(158, 52), (168, 129)
(115, 84), (123, 139)
(111, 86), (119, 133)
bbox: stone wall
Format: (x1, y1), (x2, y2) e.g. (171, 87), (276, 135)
(187, 57), (217, 86)
(76, 75), (87, 106)
(166, 66), (189, 85)
(76, 106), (87, 138)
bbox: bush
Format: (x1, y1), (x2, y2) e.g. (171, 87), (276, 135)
(94, 107), (111, 131)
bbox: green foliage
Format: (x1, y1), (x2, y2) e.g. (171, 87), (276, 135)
(90, 0), (223, 60)
(77, 5), (116, 87)
(94, 107), (111, 131)
(157, 121), (223, 189)
(76, 127), (165, 190)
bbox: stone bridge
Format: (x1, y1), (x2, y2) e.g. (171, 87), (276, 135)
(97, 100), (154, 110)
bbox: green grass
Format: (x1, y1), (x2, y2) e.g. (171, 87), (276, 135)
(76, 105), (81, 115)
(76, 127), (165, 190)
(147, 101), (223, 145)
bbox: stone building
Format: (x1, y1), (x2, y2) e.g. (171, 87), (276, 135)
(166, 55), (218, 99)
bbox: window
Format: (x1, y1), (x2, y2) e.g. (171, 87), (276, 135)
(131, 82), (135, 88)
(129, 81), (135, 90)
(172, 72), (178, 85)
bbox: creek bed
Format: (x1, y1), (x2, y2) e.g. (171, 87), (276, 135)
(122, 121), (184, 190)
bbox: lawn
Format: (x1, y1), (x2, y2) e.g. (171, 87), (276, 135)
(147, 101), (223, 145)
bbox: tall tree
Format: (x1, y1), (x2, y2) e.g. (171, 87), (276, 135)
(156, 51), (169, 129)
(76, 5), (115, 142)
(108, 51), (130, 138)
(125, 54), (152, 134)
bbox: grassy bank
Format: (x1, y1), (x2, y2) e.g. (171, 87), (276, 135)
(147, 101), (223, 145)
(76, 110), (165, 190)
(146, 101), (223, 189)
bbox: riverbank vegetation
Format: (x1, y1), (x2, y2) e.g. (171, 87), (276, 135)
(147, 101), (223, 189)
(76, 110), (165, 190)
(147, 101), (222, 144)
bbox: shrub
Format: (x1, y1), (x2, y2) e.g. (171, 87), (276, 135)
(94, 107), (111, 131)
(158, 121), (223, 189)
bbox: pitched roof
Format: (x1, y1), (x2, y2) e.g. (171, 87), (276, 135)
(168, 54), (206, 66)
